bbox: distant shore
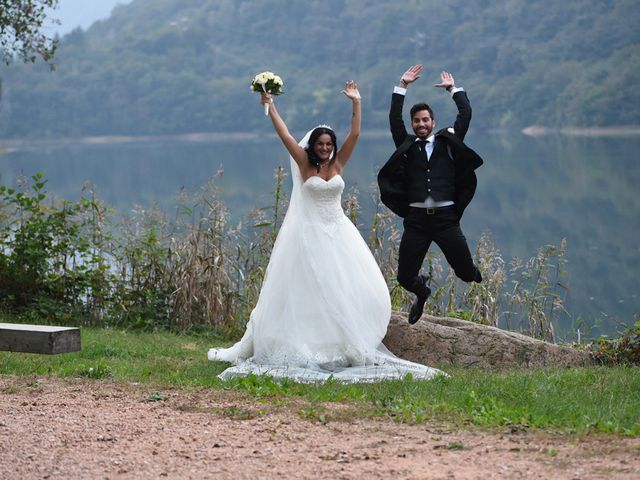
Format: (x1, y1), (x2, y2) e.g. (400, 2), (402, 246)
(522, 126), (640, 137)
(1, 126), (639, 152)
(0, 132), (260, 152)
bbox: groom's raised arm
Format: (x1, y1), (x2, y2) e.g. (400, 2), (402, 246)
(450, 89), (472, 141)
(389, 89), (407, 148)
(434, 70), (471, 141)
(389, 64), (423, 148)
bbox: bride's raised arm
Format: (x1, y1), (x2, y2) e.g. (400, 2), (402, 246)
(261, 93), (307, 167)
(336, 81), (361, 168)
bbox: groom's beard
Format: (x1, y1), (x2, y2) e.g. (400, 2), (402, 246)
(413, 127), (433, 139)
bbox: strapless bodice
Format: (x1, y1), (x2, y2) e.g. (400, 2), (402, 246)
(302, 175), (346, 225)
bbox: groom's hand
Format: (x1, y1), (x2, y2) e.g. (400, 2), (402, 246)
(399, 64), (424, 88)
(434, 71), (456, 91)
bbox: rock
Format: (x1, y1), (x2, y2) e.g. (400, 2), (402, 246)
(383, 312), (594, 369)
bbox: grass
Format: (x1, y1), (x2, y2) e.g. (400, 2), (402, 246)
(1, 327), (638, 436)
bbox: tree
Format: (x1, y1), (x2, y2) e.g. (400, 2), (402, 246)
(0, 0), (58, 66)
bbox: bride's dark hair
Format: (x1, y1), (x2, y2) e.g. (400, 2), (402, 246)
(305, 126), (338, 172)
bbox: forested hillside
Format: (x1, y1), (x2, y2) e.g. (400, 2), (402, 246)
(0, 0), (638, 138)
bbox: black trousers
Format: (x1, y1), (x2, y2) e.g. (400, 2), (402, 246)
(397, 206), (481, 298)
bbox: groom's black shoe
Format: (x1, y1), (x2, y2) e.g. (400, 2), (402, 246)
(408, 286), (431, 325)
(475, 269), (483, 283)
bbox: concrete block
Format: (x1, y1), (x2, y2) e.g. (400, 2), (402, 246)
(0, 323), (81, 355)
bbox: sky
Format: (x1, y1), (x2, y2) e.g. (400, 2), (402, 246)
(45, 0), (134, 36)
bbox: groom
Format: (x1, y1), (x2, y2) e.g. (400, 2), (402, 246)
(378, 64), (484, 324)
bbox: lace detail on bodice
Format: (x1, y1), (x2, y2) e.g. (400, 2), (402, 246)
(302, 175), (348, 227)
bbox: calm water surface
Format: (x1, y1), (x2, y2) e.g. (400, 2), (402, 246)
(1, 131), (638, 337)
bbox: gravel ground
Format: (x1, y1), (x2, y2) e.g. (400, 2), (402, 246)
(1, 376), (638, 479)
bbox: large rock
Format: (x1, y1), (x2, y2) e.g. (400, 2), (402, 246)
(383, 312), (595, 369)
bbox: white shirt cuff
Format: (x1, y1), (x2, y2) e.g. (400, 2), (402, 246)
(393, 86), (407, 95)
(450, 87), (464, 95)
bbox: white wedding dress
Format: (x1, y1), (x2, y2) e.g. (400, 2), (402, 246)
(208, 130), (444, 383)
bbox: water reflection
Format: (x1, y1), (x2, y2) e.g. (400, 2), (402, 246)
(1, 131), (638, 336)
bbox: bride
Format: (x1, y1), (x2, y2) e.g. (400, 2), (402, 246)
(208, 81), (444, 383)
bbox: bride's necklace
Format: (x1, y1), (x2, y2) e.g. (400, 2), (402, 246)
(313, 157), (333, 173)
(318, 159), (332, 168)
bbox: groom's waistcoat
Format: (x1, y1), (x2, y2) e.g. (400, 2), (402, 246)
(404, 140), (456, 204)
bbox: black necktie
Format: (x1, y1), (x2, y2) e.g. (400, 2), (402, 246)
(419, 139), (430, 160)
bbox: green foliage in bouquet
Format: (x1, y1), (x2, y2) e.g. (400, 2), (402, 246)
(250, 71), (284, 95)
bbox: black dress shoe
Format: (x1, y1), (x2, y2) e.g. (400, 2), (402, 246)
(408, 286), (432, 325)
(475, 268), (483, 283)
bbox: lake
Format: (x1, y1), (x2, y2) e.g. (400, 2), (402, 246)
(1, 130), (638, 337)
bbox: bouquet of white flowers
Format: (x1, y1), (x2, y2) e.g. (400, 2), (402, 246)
(251, 71), (284, 115)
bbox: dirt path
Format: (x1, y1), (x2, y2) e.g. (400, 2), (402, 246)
(1, 376), (638, 479)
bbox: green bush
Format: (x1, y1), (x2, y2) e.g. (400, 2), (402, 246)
(0, 173), (108, 320)
(591, 321), (640, 366)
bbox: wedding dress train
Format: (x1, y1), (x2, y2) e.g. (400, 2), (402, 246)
(208, 131), (444, 383)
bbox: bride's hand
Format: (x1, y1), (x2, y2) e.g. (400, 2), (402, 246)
(260, 92), (273, 105)
(341, 80), (361, 101)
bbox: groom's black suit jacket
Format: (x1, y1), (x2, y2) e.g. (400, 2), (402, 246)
(378, 91), (484, 219)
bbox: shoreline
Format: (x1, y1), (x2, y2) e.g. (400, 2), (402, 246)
(0, 125), (640, 149)
(0, 131), (262, 151)
(521, 125), (640, 137)
(1, 126), (639, 151)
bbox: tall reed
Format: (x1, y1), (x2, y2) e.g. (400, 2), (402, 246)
(167, 174), (234, 332)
